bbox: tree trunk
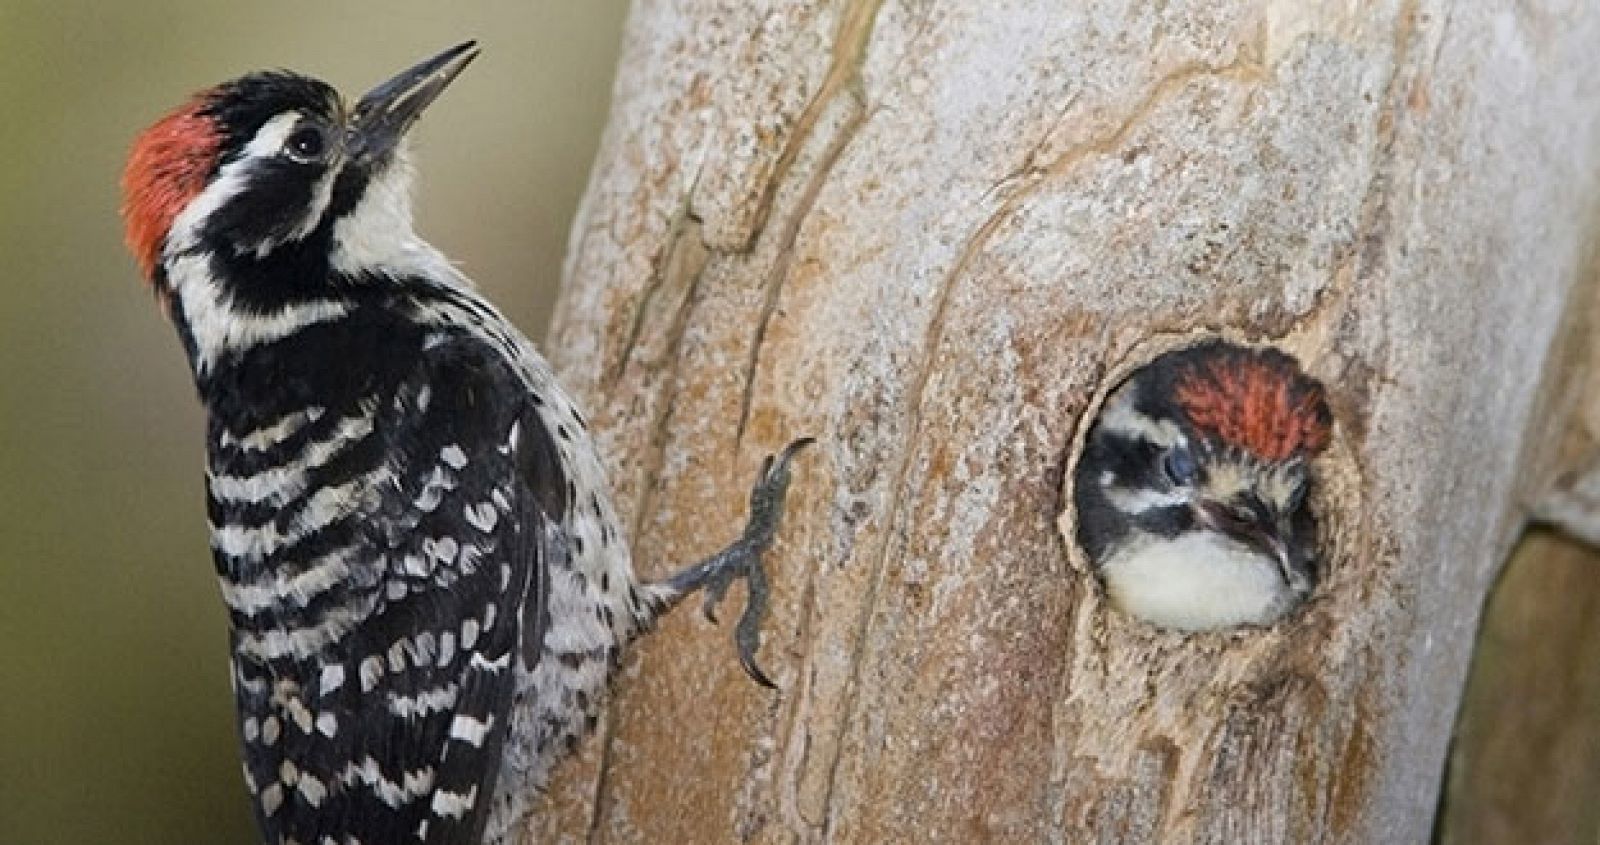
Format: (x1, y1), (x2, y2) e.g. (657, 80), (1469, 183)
(529, 1), (1600, 841)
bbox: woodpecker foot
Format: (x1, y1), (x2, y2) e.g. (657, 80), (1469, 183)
(662, 437), (814, 689)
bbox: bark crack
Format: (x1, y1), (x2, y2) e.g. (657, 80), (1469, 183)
(733, 89), (868, 454)
(731, 0), (887, 455)
(743, 0), (886, 252)
(627, 211), (712, 553)
(583, 716), (615, 844)
(606, 194), (706, 390)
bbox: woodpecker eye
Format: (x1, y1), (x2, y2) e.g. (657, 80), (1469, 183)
(285, 126), (328, 163)
(1162, 447), (1198, 487)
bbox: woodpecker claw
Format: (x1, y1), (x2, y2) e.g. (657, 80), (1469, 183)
(730, 437), (811, 687)
(700, 567), (733, 624)
(736, 579), (778, 690)
(665, 437), (814, 689)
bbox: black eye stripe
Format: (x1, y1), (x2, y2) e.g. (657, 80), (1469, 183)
(1086, 431), (1167, 490)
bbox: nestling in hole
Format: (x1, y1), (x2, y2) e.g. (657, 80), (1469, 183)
(1071, 340), (1332, 632)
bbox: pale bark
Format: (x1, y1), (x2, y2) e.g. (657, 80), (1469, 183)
(528, 1), (1600, 842)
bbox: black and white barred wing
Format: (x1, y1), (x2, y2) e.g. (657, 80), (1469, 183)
(236, 339), (553, 845)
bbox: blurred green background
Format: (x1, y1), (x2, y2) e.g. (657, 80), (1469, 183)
(0, 3), (626, 842)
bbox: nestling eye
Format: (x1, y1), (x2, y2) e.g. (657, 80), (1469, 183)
(1162, 446), (1197, 486)
(285, 126), (328, 163)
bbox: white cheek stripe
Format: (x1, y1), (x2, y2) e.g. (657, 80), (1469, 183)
(161, 111), (351, 374)
(167, 250), (351, 374)
(1098, 388), (1184, 448)
(292, 164), (339, 244)
(1105, 487), (1187, 514)
(166, 112), (307, 254)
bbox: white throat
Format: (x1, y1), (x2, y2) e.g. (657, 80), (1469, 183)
(328, 150), (461, 284)
(165, 253), (352, 377)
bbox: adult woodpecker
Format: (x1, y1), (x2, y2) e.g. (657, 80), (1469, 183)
(120, 42), (811, 844)
(1073, 341), (1332, 631)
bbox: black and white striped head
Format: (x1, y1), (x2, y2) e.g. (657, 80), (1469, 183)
(120, 42), (478, 374)
(1073, 341), (1333, 631)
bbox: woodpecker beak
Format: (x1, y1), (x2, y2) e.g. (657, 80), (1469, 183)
(1195, 501), (1294, 584)
(347, 41), (480, 164)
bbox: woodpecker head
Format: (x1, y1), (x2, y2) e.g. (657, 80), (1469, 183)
(1072, 341), (1333, 632)
(120, 42), (478, 372)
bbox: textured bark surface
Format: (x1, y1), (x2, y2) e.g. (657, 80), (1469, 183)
(529, 1), (1600, 841)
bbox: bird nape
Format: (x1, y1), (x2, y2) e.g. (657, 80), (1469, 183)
(1072, 340), (1332, 632)
(120, 41), (811, 845)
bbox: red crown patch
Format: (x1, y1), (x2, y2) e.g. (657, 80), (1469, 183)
(1173, 345), (1331, 462)
(121, 97), (221, 280)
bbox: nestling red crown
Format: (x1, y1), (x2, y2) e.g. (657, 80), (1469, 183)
(120, 96), (221, 280)
(1172, 344), (1332, 462)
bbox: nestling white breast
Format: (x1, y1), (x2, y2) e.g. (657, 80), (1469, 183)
(1101, 523), (1299, 632)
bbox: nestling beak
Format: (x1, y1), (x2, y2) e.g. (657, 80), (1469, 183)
(347, 41), (480, 165)
(1195, 500), (1295, 586)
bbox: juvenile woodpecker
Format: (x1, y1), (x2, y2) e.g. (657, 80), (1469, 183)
(120, 42), (810, 845)
(1073, 341), (1332, 631)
